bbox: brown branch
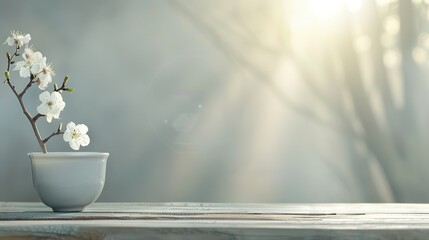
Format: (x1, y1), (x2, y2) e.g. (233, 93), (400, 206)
(43, 130), (64, 143)
(54, 85), (69, 92)
(19, 75), (34, 97)
(7, 47), (18, 71)
(4, 47), (19, 84)
(54, 76), (72, 93)
(33, 113), (44, 122)
(5, 46), (47, 153)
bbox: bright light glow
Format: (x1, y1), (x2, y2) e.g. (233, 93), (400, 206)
(384, 16), (400, 35)
(309, 0), (343, 19)
(309, 0), (362, 18)
(412, 46), (428, 64)
(376, 0), (397, 6)
(418, 33), (429, 49)
(347, 0), (363, 12)
(289, 0), (363, 31)
(383, 50), (401, 68)
(353, 35), (372, 53)
(380, 33), (396, 48)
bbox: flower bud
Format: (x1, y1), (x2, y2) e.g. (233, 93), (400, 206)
(58, 123), (63, 132)
(65, 88), (74, 92)
(63, 75), (69, 85)
(4, 71), (10, 80)
(54, 83), (58, 91)
(6, 52), (10, 61)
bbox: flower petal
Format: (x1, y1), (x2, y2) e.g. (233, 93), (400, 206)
(51, 92), (63, 101)
(34, 51), (42, 60)
(22, 48), (32, 61)
(52, 111), (61, 119)
(38, 81), (48, 90)
(22, 34), (31, 44)
(79, 134), (90, 146)
(39, 57), (47, 68)
(39, 91), (50, 102)
(37, 104), (48, 115)
(31, 63), (41, 74)
(13, 61), (24, 71)
(5, 37), (14, 46)
(63, 131), (72, 142)
(69, 140), (80, 150)
(66, 122), (76, 132)
(44, 74), (52, 84)
(19, 67), (30, 78)
(56, 101), (65, 111)
(76, 124), (88, 134)
(46, 114), (53, 123)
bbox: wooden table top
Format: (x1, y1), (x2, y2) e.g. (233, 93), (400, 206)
(1, 202), (429, 239)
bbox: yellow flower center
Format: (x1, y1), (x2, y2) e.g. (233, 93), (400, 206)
(71, 131), (79, 139)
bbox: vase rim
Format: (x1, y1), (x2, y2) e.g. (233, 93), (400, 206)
(29, 152), (109, 157)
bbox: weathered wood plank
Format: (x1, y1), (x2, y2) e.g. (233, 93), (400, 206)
(2, 203), (429, 239)
(5, 202), (429, 213)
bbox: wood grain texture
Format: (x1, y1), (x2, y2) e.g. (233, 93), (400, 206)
(2, 202), (429, 239)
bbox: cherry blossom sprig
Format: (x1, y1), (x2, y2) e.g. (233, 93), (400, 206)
(3, 31), (89, 153)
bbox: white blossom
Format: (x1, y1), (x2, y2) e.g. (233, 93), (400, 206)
(35, 58), (55, 90)
(36, 91), (65, 123)
(63, 122), (90, 150)
(4, 31), (31, 47)
(13, 47), (43, 78)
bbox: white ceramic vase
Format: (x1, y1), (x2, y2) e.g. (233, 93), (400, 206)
(28, 152), (109, 212)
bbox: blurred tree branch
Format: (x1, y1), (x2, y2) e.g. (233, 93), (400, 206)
(170, 0), (429, 202)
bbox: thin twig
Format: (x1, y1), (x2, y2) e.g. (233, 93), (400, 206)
(19, 75), (34, 97)
(33, 113), (44, 122)
(5, 45), (47, 153)
(43, 130), (64, 143)
(7, 47), (18, 71)
(54, 76), (71, 92)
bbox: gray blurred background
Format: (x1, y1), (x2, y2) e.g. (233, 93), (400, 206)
(1, 0), (429, 203)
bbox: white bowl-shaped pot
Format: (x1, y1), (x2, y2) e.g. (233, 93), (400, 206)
(28, 152), (108, 212)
